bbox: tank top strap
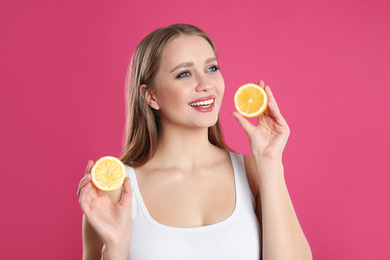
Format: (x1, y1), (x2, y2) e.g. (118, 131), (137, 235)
(126, 165), (144, 222)
(228, 152), (256, 210)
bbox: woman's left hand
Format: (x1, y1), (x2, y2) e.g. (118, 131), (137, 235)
(232, 80), (290, 161)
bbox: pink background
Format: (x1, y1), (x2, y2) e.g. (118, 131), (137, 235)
(1, 0), (389, 259)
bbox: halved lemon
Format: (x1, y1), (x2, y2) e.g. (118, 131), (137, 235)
(234, 83), (268, 118)
(91, 156), (126, 191)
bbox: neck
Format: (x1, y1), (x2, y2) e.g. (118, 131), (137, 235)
(151, 124), (215, 171)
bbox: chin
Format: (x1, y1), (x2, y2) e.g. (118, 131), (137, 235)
(194, 114), (219, 129)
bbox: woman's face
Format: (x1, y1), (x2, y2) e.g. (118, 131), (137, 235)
(151, 35), (225, 130)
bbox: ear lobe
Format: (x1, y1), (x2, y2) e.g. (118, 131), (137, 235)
(140, 84), (160, 110)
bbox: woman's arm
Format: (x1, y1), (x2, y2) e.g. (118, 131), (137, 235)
(245, 155), (311, 260)
(82, 215), (104, 260)
(78, 160), (132, 260)
(234, 80), (312, 260)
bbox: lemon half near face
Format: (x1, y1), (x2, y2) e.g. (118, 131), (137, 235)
(234, 83), (268, 118)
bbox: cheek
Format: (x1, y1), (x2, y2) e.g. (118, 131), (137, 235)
(216, 74), (225, 96)
(158, 86), (190, 109)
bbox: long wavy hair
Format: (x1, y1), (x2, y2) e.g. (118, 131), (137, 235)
(120, 24), (230, 167)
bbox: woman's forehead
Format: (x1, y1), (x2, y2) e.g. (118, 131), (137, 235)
(160, 35), (216, 68)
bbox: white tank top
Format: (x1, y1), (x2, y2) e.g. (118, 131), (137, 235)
(126, 152), (261, 260)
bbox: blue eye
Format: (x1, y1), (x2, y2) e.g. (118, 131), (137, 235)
(176, 71), (190, 78)
(208, 65), (220, 72)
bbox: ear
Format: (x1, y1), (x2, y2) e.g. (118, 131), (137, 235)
(140, 84), (160, 110)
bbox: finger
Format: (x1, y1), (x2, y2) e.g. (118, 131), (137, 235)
(254, 80), (265, 88)
(265, 87), (289, 126)
(119, 177), (132, 208)
(262, 103), (271, 117)
(77, 174), (92, 198)
(79, 182), (93, 212)
(231, 111), (255, 136)
(265, 86), (280, 114)
(79, 183), (102, 218)
(268, 100), (288, 126)
(258, 80), (265, 88)
(85, 160), (94, 176)
(79, 181), (101, 208)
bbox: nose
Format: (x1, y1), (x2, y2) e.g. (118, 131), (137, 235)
(195, 73), (213, 92)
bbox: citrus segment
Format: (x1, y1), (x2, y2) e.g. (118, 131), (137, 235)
(91, 156), (126, 191)
(234, 83), (268, 118)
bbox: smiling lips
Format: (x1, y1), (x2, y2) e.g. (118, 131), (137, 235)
(189, 98), (214, 107)
(189, 95), (216, 112)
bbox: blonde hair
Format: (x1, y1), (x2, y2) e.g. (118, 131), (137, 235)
(121, 24), (230, 167)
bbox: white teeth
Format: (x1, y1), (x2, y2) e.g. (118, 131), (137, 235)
(189, 99), (214, 107)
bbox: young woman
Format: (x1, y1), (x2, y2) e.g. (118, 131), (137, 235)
(77, 24), (312, 260)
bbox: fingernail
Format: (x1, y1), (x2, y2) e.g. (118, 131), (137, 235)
(259, 80), (265, 87)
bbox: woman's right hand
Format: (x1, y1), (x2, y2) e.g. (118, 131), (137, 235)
(77, 160), (132, 253)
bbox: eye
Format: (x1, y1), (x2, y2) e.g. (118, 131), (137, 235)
(207, 65), (220, 72)
(176, 71), (191, 78)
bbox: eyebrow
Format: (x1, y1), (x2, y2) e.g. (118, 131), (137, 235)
(169, 57), (218, 73)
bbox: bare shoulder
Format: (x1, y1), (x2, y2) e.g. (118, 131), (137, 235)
(209, 145), (234, 166)
(243, 155), (260, 203)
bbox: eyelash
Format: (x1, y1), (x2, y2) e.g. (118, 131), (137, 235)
(176, 71), (190, 78)
(208, 65), (220, 72)
(176, 65), (220, 79)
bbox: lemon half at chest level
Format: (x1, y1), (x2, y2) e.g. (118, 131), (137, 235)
(91, 156), (126, 191)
